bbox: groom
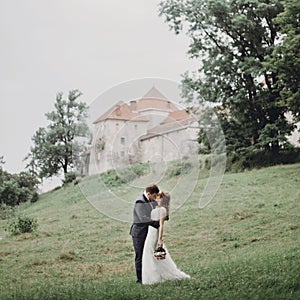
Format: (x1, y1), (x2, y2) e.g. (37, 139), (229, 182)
(129, 184), (160, 283)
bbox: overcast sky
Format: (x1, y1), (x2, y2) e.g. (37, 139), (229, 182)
(0, 0), (197, 181)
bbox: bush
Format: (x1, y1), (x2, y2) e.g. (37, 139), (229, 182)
(166, 160), (193, 178)
(63, 172), (77, 185)
(8, 215), (38, 235)
(0, 203), (16, 220)
(226, 148), (300, 172)
(0, 180), (20, 206)
(100, 170), (124, 188)
(0, 171), (39, 207)
(99, 163), (150, 188)
(118, 163), (150, 183)
(30, 192), (39, 203)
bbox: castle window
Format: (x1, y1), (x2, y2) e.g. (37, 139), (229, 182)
(121, 137), (125, 145)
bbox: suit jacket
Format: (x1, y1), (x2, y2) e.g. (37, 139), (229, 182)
(129, 193), (159, 239)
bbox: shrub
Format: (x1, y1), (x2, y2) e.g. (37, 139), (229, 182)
(226, 148), (300, 172)
(118, 163), (150, 183)
(63, 172), (77, 185)
(30, 192), (39, 203)
(100, 170), (124, 188)
(0, 203), (16, 220)
(0, 171), (39, 206)
(0, 180), (20, 206)
(166, 160), (193, 178)
(8, 215), (38, 235)
(98, 163), (151, 188)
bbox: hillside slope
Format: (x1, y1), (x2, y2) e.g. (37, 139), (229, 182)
(0, 164), (299, 299)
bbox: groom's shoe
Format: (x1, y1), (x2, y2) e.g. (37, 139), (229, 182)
(136, 280), (142, 284)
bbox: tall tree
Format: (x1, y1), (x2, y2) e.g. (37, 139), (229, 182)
(27, 90), (89, 180)
(160, 0), (296, 154)
(265, 0), (300, 122)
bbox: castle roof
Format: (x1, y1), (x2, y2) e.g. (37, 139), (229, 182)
(93, 87), (179, 123)
(136, 87), (178, 111)
(93, 101), (148, 124)
(160, 109), (190, 124)
(143, 86), (168, 99)
(141, 109), (196, 140)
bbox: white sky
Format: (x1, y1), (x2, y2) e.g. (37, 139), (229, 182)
(0, 0), (197, 179)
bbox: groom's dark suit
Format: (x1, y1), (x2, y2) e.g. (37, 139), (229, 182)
(130, 193), (159, 283)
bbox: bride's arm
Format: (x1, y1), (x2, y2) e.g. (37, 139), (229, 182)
(157, 207), (167, 247)
(157, 217), (165, 248)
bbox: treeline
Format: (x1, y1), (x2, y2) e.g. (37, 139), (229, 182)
(0, 157), (39, 207)
(160, 0), (300, 169)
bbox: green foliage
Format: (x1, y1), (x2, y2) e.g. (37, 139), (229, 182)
(27, 90), (90, 179)
(100, 170), (125, 188)
(30, 192), (39, 203)
(63, 171), (77, 186)
(0, 203), (16, 220)
(8, 215), (38, 235)
(197, 107), (227, 155)
(264, 0), (300, 122)
(226, 148), (300, 172)
(118, 162), (150, 182)
(166, 160), (193, 178)
(130, 162), (150, 177)
(0, 169), (39, 207)
(100, 163), (150, 188)
(160, 0), (298, 159)
(0, 180), (20, 206)
(0, 164), (299, 299)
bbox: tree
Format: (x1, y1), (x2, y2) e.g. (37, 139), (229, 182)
(0, 167), (39, 206)
(27, 90), (89, 180)
(159, 0), (297, 156)
(265, 0), (300, 122)
(0, 156), (5, 168)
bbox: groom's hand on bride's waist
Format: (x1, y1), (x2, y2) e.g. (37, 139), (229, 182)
(150, 220), (160, 229)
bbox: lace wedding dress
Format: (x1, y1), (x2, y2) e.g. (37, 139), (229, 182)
(142, 206), (191, 285)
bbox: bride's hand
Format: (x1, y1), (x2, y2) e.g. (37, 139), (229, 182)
(157, 239), (163, 248)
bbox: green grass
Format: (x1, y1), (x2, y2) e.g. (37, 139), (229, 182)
(0, 163), (299, 299)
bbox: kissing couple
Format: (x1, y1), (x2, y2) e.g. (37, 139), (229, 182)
(130, 184), (191, 285)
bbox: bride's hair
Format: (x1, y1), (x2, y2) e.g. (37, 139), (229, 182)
(158, 192), (170, 220)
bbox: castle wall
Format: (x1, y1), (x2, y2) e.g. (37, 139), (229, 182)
(138, 109), (170, 129)
(88, 119), (148, 175)
(139, 125), (199, 163)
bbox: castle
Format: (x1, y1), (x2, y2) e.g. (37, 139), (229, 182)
(85, 87), (200, 175)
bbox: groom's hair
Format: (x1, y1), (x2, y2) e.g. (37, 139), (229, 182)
(146, 184), (159, 195)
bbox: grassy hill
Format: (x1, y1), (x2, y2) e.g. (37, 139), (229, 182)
(0, 163), (299, 299)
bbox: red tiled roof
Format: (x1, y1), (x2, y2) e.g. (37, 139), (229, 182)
(93, 87), (180, 123)
(93, 101), (148, 124)
(161, 110), (190, 124)
(136, 98), (178, 111)
(136, 87), (179, 111)
(141, 110), (196, 140)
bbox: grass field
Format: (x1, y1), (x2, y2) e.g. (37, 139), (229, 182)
(0, 163), (299, 299)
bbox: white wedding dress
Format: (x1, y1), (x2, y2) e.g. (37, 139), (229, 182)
(142, 206), (191, 285)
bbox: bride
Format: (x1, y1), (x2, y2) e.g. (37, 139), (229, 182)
(142, 192), (191, 285)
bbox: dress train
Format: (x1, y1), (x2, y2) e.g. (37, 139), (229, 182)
(142, 225), (191, 285)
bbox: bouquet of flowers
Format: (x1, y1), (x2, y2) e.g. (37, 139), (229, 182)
(154, 246), (167, 260)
